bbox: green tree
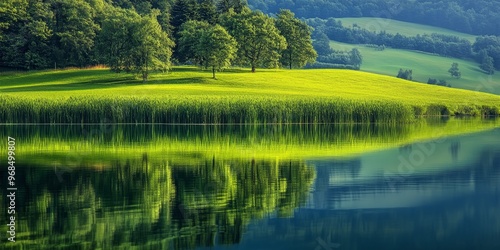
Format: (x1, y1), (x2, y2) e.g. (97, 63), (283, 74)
(97, 7), (138, 72)
(221, 8), (286, 72)
(312, 33), (333, 56)
(349, 48), (362, 69)
(177, 20), (210, 65)
(98, 8), (174, 82)
(198, 24), (237, 79)
(131, 10), (174, 82)
(178, 21), (236, 78)
(0, 0), (28, 41)
(216, 0), (247, 13)
(198, 0), (218, 24)
(397, 68), (413, 80)
(448, 62), (461, 78)
(51, 0), (100, 67)
(275, 9), (316, 69)
(479, 50), (495, 75)
(170, 0), (199, 36)
(0, 0), (53, 70)
(170, 0), (199, 61)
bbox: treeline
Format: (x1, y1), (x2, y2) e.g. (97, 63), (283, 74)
(306, 18), (472, 59)
(0, 0), (316, 80)
(247, 0), (500, 36)
(307, 18), (500, 74)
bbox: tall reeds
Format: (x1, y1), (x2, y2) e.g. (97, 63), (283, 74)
(0, 95), (493, 124)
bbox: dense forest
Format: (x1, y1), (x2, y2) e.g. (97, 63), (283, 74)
(0, 0), (316, 80)
(2, 0), (500, 77)
(248, 0), (500, 36)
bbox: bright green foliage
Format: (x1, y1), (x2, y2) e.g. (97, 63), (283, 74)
(131, 10), (174, 82)
(197, 24), (237, 78)
(221, 8), (286, 72)
(177, 20), (210, 64)
(275, 9), (317, 69)
(98, 9), (174, 82)
(97, 7), (139, 72)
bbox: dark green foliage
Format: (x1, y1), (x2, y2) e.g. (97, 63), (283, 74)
(349, 48), (362, 69)
(0, 0), (53, 70)
(428, 78), (449, 86)
(247, 0), (500, 36)
(170, 0), (199, 37)
(448, 62), (461, 79)
(474, 37), (500, 70)
(216, 0), (247, 13)
(305, 18), (473, 59)
(315, 49), (362, 69)
(51, 0), (100, 68)
(479, 50), (495, 75)
(197, 0), (218, 24)
(312, 33), (333, 56)
(304, 62), (359, 70)
(397, 69), (413, 81)
(427, 78), (437, 84)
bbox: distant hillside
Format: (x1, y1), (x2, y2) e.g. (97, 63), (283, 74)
(248, 0), (500, 35)
(328, 41), (500, 94)
(337, 18), (477, 43)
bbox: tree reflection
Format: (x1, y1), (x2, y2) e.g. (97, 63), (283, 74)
(0, 157), (315, 249)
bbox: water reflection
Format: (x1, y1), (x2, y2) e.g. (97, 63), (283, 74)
(0, 157), (314, 249)
(0, 120), (499, 249)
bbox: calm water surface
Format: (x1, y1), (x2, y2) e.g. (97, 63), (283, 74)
(1, 120), (499, 249)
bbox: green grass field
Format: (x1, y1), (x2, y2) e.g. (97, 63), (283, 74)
(337, 17), (477, 42)
(1, 68), (500, 124)
(329, 41), (500, 94)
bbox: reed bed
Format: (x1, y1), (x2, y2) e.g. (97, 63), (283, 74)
(0, 95), (419, 124)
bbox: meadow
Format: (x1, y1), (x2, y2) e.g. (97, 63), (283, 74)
(337, 17), (477, 42)
(329, 41), (500, 94)
(1, 68), (500, 124)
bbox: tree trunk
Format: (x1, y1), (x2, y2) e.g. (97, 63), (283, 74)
(212, 66), (216, 79)
(251, 65), (256, 73)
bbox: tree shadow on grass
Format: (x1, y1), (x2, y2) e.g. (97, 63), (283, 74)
(171, 66), (251, 74)
(0, 76), (211, 93)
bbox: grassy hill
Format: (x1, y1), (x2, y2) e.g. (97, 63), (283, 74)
(337, 17), (477, 42)
(1, 68), (500, 124)
(329, 41), (500, 94)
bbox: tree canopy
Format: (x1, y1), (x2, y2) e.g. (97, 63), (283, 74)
(0, 0), (319, 75)
(275, 9), (317, 69)
(221, 8), (286, 72)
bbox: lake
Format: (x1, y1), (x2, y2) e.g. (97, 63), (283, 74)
(1, 119), (499, 249)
